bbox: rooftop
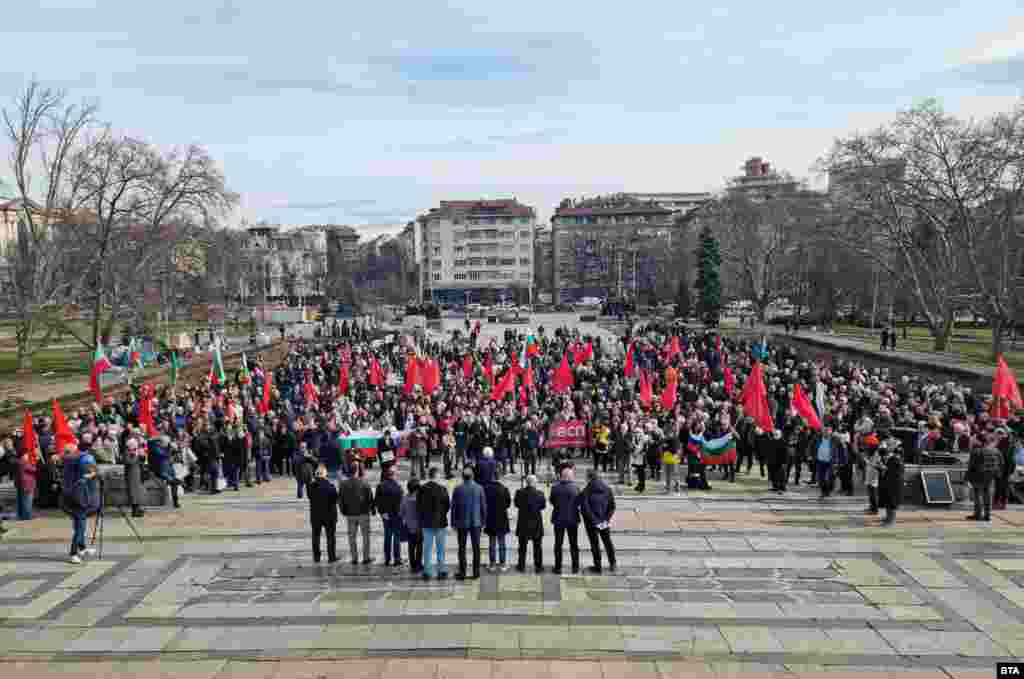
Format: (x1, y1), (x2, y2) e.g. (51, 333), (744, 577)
(421, 199), (535, 219)
(553, 194), (674, 218)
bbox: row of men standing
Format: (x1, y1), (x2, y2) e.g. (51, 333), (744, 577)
(304, 457), (617, 578)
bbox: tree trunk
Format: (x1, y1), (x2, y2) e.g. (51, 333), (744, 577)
(992, 316), (1005, 361)
(932, 313), (954, 351)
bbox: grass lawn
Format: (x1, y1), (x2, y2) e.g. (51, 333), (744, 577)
(0, 347), (91, 377)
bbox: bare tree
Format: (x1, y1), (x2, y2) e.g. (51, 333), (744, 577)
(820, 99), (1024, 352)
(702, 192), (826, 321)
(2, 81), (98, 371)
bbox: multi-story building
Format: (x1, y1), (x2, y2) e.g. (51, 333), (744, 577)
(727, 157), (801, 200)
(551, 194), (675, 303)
(623, 192), (711, 217)
(533, 227), (554, 301)
(242, 223), (336, 303)
(415, 199), (536, 305)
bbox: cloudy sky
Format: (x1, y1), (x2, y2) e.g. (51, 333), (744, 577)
(2, 1), (1022, 236)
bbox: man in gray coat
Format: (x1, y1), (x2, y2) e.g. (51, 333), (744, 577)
(122, 438), (146, 517)
(451, 466), (487, 580)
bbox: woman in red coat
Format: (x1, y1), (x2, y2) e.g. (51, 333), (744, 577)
(15, 449), (38, 520)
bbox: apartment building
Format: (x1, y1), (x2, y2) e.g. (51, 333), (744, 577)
(416, 199), (536, 305)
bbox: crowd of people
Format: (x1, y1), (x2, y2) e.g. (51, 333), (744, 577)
(0, 315), (1021, 565)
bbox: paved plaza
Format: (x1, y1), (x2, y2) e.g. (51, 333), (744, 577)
(0, 466), (1022, 678)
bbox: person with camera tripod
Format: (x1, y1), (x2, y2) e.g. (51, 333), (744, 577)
(59, 443), (100, 564)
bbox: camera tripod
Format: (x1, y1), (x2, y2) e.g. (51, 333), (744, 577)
(90, 478), (145, 559)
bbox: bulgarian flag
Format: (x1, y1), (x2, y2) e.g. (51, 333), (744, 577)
(340, 430), (382, 459)
(89, 343), (112, 402)
(688, 432), (737, 465)
(210, 341), (226, 385)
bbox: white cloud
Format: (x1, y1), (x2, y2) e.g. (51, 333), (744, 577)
(954, 15), (1024, 65)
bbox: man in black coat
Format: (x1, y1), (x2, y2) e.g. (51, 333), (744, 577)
(416, 466), (451, 580)
(375, 465), (405, 567)
(579, 468), (617, 573)
(514, 474), (546, 573)
(307, 465), (339, 563)
(549, 466), (581, 574)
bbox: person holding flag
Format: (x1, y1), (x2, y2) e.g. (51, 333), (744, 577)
(15, 411), (39, 520)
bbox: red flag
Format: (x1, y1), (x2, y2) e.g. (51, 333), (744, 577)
(575, 341), (593, 367)
(992, 355), (1023, 418)
(638, 370), (653, 409)
(483, 353), (495, 388)
(21, 410), (38, 464)
(660, 380), (677, 412)
(524, 365), (534, 390)
(552, 354), (574, 393)
(492, 368), (515, 401)
(723, 365), (735, 398)
(52, 400), (78, 456)
(624, 342), (635, 378)
(259, 375), (272, 414)
(739, 362), (774, 432)
(369, 358), (384, 387)
(138, 386), (158, 438)
(668, 335), (682, 359)
(338, 364), (350, 396)
(518, 384), (529, 407)
(792, 383), (822, 431)
(462, 355), (474, 380)
(404, 355), (419, 396)
(422, 359), (440, 395)
(304, 380), (318, 405)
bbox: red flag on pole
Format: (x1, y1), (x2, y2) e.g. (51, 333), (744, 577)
(670, 335), (681, 359)
(259, 374), (272, 414)
(369, 358), (384, 387)
(660, 380), (677, 412)
(404, 355), (419, 396)
(624, 342), (635, 378)
(491, 368), (515, 401)
(739, 362), (774, 432)
(638, 370), (653, 409)
(138, 385), (158, 438)
(992, 355), (1023, 418)
(792, 383), (822, 431)
(52, 400), (78, 456)
(338, 364), (350, 396)
(723, 365), (735, 398)
(21, 410), (38, 464)
(304, 380), (318, 406)
(523, 365), (534, 391)
(462, 355), (474, 380)
(483, 353), (495, 388)
(552, 354), (574, 393)
(575, 341), (593, 367)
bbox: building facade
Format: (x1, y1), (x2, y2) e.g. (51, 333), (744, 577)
(242, 224), (341, 303)
(415, 199), (536, 305)
(623, 192), (711, 216)
(727, 157), (801, 200)
(551, 194), (675, 303)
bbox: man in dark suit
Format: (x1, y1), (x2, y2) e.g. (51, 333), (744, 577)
(579, 468), (617, 573)
(417, 466), (451, 580)
(307, 465), (339, 563)
(549, 466), (581, 574)
(514, 474), (546, 573)
(451, 466), (487, 579)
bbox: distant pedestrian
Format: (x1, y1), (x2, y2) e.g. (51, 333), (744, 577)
(375, 465), (404, 568)
(579, 468), (617, 573)
(451, 466), (486, 580)
(400, 478), (423, 573)
(418, 467), (451, 580)
(339, 463), (375, 565)
(307, 465), (339, 563)
(879, 327), (888, 352)
(514, 475), (546, 573)
(549, 466), (581, 574)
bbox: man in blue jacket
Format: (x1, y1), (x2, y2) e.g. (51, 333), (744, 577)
(451, 466), (487, 580)
(148, 435), (181, 509)
(549, 466), (581, 574)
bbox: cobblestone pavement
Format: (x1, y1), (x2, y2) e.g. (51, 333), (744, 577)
(2, 471), (1024, 677)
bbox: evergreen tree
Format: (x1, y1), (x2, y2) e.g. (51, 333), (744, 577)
(694, 224), (722, 325)
(675, 277), (692, 319)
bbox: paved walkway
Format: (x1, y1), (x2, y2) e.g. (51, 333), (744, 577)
(1, 461), (1023, 677)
